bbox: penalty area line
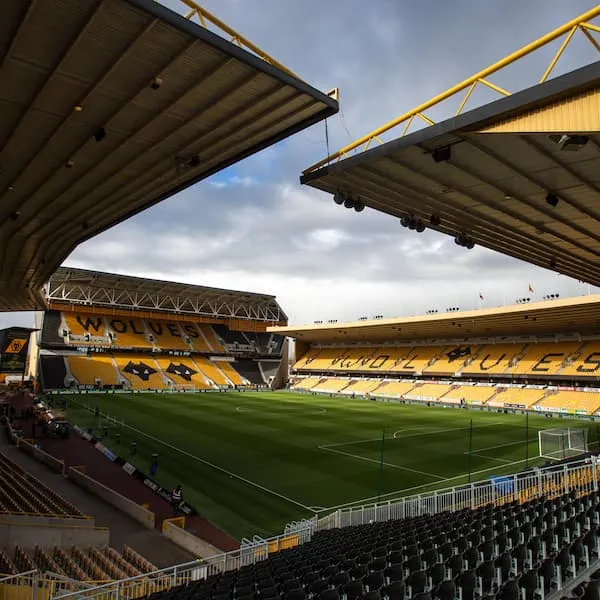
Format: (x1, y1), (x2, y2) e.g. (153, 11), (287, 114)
(318, 455), (538, 513)
(118, 421), (315, 513)
(318, 444), (446, 480)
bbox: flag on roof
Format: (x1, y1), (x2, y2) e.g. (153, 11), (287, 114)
(479, 292), (484, 300)
(528, 284), (534, 293)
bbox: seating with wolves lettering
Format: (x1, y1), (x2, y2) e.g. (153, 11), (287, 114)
(294, 341), (600, 379)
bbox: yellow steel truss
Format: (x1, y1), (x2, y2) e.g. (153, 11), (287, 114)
(168, 0), (298, 79)
(304, 5), (600, 174)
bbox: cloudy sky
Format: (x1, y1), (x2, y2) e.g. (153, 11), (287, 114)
(4, 0), (600, 329)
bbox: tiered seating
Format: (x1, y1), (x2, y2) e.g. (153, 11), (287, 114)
(193, 357), (230, 386)
(290, 377), (322, 390)
(234, 360), (266, 385)
(510, 342), (581, 377)
(147, 491), (600, 600)
(0, 547), (17, 574)
(145, 320), (191, 351)
(107, 317), (152, 349)
(0, 454), (85, 517)
(155, 357), (211, 389)
(114, 355), (169, 389)
(560, 342), (600, 377)
(407, 382), (453, 400)
(487, 387), (546, 408)
(310, 379), (351, 393)
(375, 381), (417, 397)
(461, 344), (525, 376)
(68, 355), (119, 387)
(2, 545), (156, 582)
(388, 346), (442, 374)
(63, 313), (108, 339)
(537, 391), (600, 415)
(341, 379), (384, 395)
(215, 361), (246, 385)
(442, 385), (497, 405)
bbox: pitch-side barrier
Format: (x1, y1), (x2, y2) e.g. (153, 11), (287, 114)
(51, 456), (599, 600)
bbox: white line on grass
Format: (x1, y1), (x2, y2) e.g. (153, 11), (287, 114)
(117, 421), (315, 513)
(469, 452), (512, 464)
(321, 421), (505, 449)
(319, 455), (538, 512)
(317, 444), (446, 480)
(467, 438), (538, 454)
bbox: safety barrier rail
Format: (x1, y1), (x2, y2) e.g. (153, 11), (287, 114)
(52, 456), (598, 600)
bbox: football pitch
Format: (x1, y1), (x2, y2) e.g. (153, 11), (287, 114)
(58, 391), (596, 540)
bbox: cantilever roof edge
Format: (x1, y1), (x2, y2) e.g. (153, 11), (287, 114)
(300, 60), (600, 185)
(129, 0), (339, 105)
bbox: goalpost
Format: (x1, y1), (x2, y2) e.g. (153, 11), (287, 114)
(538, 428), (589, 461)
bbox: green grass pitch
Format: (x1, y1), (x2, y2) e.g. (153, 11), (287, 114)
(58, 391), (596, 541)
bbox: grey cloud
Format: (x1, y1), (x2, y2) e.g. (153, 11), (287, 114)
(66, 0), (600, 323)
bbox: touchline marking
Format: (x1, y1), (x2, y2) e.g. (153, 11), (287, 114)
(468, 438), (538, 454)
(321, 422), (506, 449)
(318, 444), (446, 480)
(469, 452), (512, 464)
(319, 456), (537, 512)
(116, 421), (314, 512)
(235, 405), (327, 415)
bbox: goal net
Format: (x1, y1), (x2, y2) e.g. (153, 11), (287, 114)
(538, 428), (588, 461)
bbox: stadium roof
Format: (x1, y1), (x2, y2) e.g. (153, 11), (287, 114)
(45, 267), (288, 323)
(270, 295), (600, 344)
(0, 0), (338, 311)
(301, 8), (600, 288)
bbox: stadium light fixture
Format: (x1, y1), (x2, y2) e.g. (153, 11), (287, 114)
(432, 145), (451, 163)
(150, 76), (163, 90)
(548, 134), (589, 152)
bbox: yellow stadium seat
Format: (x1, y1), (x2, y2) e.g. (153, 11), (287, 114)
(443, 385), (497, 405)
(105, 316), (152, 348)
(68, 355), (120, 386)
(461, 344), (525, 375)
(214, 360), (245, 385)
(537, 391), (600, 415)
(193, 357), (231, 386)
(508, 342), (580, 376)
(487, 387), (545, 408)
(311, 378), (351, 393)
(342, 379), (385, 395)
(559, 342), (600, 378)
(145, 320), (192, 351)
(114, 354), (170, 389)
(376, 380), (418, 397)
(154, 357), (211, 388)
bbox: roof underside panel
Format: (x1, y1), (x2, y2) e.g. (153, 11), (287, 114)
(301, 63), (600, 287)
(0, 0), (338, 310)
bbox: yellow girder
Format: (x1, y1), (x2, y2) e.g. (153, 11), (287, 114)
(303, 5), (600, 175)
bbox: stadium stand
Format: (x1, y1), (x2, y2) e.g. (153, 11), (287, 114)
(0, 452), (84, 517)
(282, 295), (600, 415)
(0, 544), (157, 582)
(140, 488), (600, 600)
(37, 268), (288, 392)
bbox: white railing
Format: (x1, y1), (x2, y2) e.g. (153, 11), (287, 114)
(50, 456), (599, 600)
